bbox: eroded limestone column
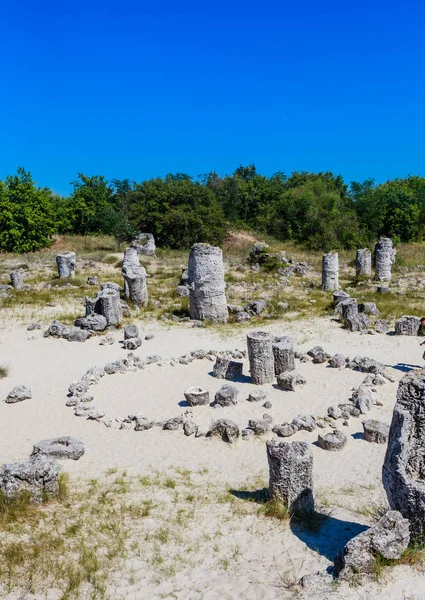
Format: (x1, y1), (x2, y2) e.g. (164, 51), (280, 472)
(10, 271), (24, 289)
(383, 368), (425, 543)
(273, 337), (295, 376)
(56, 252), (76, 278)
(247, 331), (274, 384)
(187, 243), (228, 323)
(374, 238), (396, 282)
(321, 252), (339, 291)
(122, 266), (148, 306)
(122, 247), (140, 297)
(356, 248), (372, 278)
(267, 440), (314, 513)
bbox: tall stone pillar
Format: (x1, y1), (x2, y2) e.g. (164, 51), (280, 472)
(374, 238), (396, 282)
(321, 252), (339, 291)
(187, 243), (228, 323)
(56, 252), (76, 278)
(356, 248), (372, 278)
(247, 331), (274, 384)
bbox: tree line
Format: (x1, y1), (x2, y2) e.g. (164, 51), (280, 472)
(1, 165), (424, 253)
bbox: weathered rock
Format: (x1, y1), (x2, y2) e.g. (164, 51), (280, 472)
(307, 346), (329, 363)
(134, 417), (154, 431)
(277, 372), (306, 391)
(31, 436), (84, 460)
(353, 385), (373, 414)
(74, 314), (107, 331)
(122, 264), (148, 307)
(5, 385), (32, 403)
(187, 243), (228, 323)
(236, 311), (251, 322)
(327, 405), (342, 420)
(329, 353), (346, 368)
(81, 366), (105, 385)
(299, 571), (334, 594)
(27, 322), (41, 331)
(359, 302), (379, 315)
(67, 328), (91, 342)
(374, 237), (396, 282)
(212, 357), (243, 380)
(272, 337), (295, 375)
(248, 414), (273, 435)
(247, 331), (274, 385)
(0, 454), (61, 502)
(56, 252), (76, 278)
(241, 428), (254, 440)
(176, 285), (189, 297)
(227, 304), (244, 314)
(208, 419), (240, 443)
(184, 386), (210, 406)
(263, 400), (272, 409)
(272, 423), (298, 437)
(337, 511), (410, 579)
(246, 299), (267, 316)
(317, 430), (347, 451)
(356, 248), (372, 278)
(104, 360), (127, 374)
(183, 420), (197, 436)
(124, 324), (139, 340)
(95, 288), (122, 326)
(213, 384), (239, 407)
(383, 368), (425, 542)
(131, 232), (156, 256)
(122, 337), (142, 350)
(87, 276), (98, 285)
(348, 355), (384, 374)
(247, 389), (267, 403)
(43, 320), (71, 339)
(267, 440), (314, 513)
(321, 252), (339, 291)
(375, 319), (391, 334)
(395, 315), (420, 336)
(10, 270), (24, 289)
(333, 289), (350, 307)
(100, 282), (120, 292)
(292, 414), (316, 432)
(362, 419), (390, 444)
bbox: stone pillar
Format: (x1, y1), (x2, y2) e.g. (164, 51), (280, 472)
(273, 337), (295, 376)
(98, 288), (122, 325)
(333, 290), (350, 307)
(266, 440), (314, 513)
(395, 316), (420, 336)
(56, 252), (76, 278)
(383, 368), (425, 543)
(341, 298), (358, 321)
(187, 243), (228, 323)
(122, 247), (140, 297)
(356, 248), (372, 278)
(131, 233), (156, 256)
(341, 298), (369, 332)
(10, 271), (24, 289)
(321, 252), (339, 291)
(374, 238), (396, 282)
(247, 331), (274, 384)
(123, 267), (148, 306)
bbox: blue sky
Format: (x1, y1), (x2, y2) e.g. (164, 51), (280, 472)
(0, 0), (424, 195)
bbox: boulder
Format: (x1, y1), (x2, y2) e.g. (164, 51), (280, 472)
(31, 436), (84, 460)
(307, 346), (329, 364)
(272, 423), (298, 437)
(124, 324), (139, 339)
(184, 386), (210, 406)
(329, 353), (345, 368)
(292, 414), (316, 432)
(395, 316), (420, 336)
(246, 299), (267, 316)
(317, 430), (347, 451)
(74, 314), (107, 331)
(5, 385), (32, 403)
(212, 357), (243, 380)
(277, 372), (306, 391)
(0, 454), (61, 502)
(213, 384), (239, 407)
(359, 302), (379, 315)
(362, 419), (390, 444)
(122, 337), (142, 350)
(248, 414), (273, 435)
(208, 419), (240, 443)
(247, 389), (267, 403)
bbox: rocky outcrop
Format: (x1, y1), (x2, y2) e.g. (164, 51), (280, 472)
(131, 233), (156, 256)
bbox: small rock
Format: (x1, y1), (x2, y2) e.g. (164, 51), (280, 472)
(362, 419), (390, 444)
(317, 430), (347, 451)
(5, 385), (32, 404)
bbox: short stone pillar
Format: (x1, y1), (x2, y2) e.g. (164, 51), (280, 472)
(187, 243), (228, 323)
(56, 252), (76, 278)
(341, 298), (358, 321)
(341, 298), (369, 332)
(333, 290), (350, 307)
(247, 331), (274, 384)
(10, 271), (24, 289)
(131, 233), (156, 256)
(273, 337), (295, 376)
(122, 247), (140, 297)
(395, 316), (420, 336)
(123, 267), (148, 307)
(356, 248), (372, 278)
(383, 368), (425, 543)
(86, 288), (122, 326)
(266, 440), (314, 513)
(321, 252), (339, 291)
(374, 238), (396, 282)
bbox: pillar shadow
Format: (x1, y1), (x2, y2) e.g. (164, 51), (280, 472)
(391, 362), (422, 373)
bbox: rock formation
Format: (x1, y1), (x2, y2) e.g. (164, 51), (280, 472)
(187, 243), (228, 323)
(131, 233), (156, 256)
(56, 252), (76, 278)
(356, 248), (372, 278)
(272, 337), (295, 375)
(321, 252), (339, 291)
(247, 331), (274, 384)
(374, 238), (396, 282)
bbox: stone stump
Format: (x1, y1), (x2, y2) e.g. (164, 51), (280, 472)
(123, 266), (148, 306)
(321, 252), (339, 291)
(56, 252), (76, 278)
(266, 440), (314, 513)
(122, 247), (140, 297)
(86, 288), (122, 326)
(383, 368), (425, 543)
(395, 316), (420, 336)
(131, 233), (156, 256)
(247, 331), (274, 385)
(374, 238), (396, 282)
(213, 357), (243, 380)
(333, 289), (350, 307)
(356, 248), (372, 278)
(273, 337), (295, 376)
(10, 271), (24, 289)
(187, 243), (228, 323)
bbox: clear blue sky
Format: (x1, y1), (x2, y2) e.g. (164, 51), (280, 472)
(1, 0), (424, 195)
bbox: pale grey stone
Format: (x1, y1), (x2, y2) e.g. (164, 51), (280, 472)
(277, 372), (306, 391)
(247, 331), (274, 384)
(56, 252), (76, 278)
(213, 384), (239, 407)
(356, 248), (372, 277)
(5, 385), (32, 403)
(208, 419), (240, 443)
(247, 389), (267, 402)
(0, 454), (61, 502)
(362, 419), (390, 444)
(317, 430), (347, 451)
(212, 357), (243, 380)
(187, 243), (228, 323)
(321, 252), (339, 291)
(395, 315), (420, 336)
(124, 324), (139, 339)
(273, 337), (295, 375)
(374, 237), (396, 282)
(31, 436), (84, 460)
(292, 414), (316, 431)
(74, 314), (107, 331)
(184, 386), (209, 406)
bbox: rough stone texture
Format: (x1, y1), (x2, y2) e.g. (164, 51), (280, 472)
(333, 289), (350, 307)
(208, 419), (239, 443)
(184, 386), (210, 406)
(236, 311), (251, 323)
(374, 237), (396, 282)
(267, 440), (314, 513)
(31, 436), (85, 460)
(213, 384), (239, 407)
(292, 414), (316, 431)
(395, 315), (420, 336)
(277, 372), (306, 391)
(100, 282), (120, 292)
(337, 511), (410, 579)
(10, 270), (24, 289)
(0, 455), (61, 502)
(176, 285), (189, 297)
(317, 430), (347, 451)
(375, 319), (391, 334)
(5, 385), (32, 403)
(329, 353), (346, 368)
(353, 386), (373, 414)
(123, 265), (148, 307)
(321, 252), (339, 291)
(362, 419), (390, 444)
(27, 322), (41, 331)
(122, 337), (142, 350)
(341, 299), (370, 332)
(307, 346), (329, 364)
(67, 328), (91, 342)
(359, 302), (379, 315)
(87, 276), (98, 285)
(247, 390), (267, 403)
(124, 324), (139, 340)
(212, 357), (243, 380)
(247, 331), (274, 385)
(187, 243), (228, 323)
(348, 355), (384, 374)
(272, 423), (298, 437)
(131, 232), (156, 256)
(122, 247), (140, 296)
(356, 248), (372, 277)
(383, 368), (425, 542)
(246, 299), (267, 316)
(86, 288), (122, 326)
(248, 414), (273, 435)
(273, 337), (295, 375)
(241, 428), (254, 440)
(56, 252), (76, 278)
(74, 314), (107, 331)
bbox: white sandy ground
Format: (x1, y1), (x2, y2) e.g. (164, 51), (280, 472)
(0, 316), (425, 599)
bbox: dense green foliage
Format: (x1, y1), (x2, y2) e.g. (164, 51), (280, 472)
(1, 165), (425, 252)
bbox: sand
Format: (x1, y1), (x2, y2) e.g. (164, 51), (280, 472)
(1, 315), (424, 599)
